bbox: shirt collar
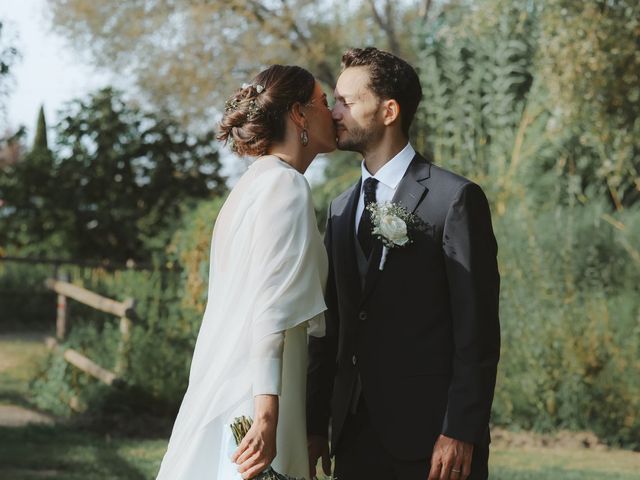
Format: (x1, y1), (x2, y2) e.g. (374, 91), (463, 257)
(361, 143), (415, 190)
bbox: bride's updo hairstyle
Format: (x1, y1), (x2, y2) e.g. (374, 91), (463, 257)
(218, 65), (316, 156)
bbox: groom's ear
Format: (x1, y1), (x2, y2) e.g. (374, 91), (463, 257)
(381, 99), (401, 127)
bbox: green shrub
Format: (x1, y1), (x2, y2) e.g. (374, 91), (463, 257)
(0, 260), (56, 331)
(493, 199), (640, 448)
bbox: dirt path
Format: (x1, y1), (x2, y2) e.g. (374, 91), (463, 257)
(0, 332), (56, 427)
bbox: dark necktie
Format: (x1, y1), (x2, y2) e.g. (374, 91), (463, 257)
(357, 177), (379, 257)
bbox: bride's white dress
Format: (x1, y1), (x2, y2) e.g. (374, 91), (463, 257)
(156, 156), (328, 479)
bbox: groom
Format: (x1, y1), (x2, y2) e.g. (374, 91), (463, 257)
(307, 47), (500, 480)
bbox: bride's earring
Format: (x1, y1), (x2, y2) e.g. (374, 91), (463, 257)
(301, 128), (309, 146)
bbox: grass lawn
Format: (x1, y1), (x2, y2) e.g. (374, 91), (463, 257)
(0, 424), (166, 480)
(0, 333), (169, 479)
(0, 333), (50, 406)
(489, 447), (640, 479)
(1, 425), (639, 479)
(1, 334), (639, 479)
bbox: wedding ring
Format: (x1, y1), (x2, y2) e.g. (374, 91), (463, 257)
(452, 468), (461, 473)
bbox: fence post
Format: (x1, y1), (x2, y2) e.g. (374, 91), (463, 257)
(56, 272), (69, 340)
(115, 298), (135, 376)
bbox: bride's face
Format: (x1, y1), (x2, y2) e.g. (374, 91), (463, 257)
(302, 82), (337, 154)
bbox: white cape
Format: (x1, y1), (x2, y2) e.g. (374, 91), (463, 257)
(156, 156), (328, 479)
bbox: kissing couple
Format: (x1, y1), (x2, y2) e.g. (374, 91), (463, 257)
(156, 47), (500, 480)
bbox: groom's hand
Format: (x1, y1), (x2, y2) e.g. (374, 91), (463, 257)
(427, 434), (473, 480)
(307, 434), (331, 479)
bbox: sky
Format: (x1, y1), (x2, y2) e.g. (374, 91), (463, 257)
(1, 0), (111, 139)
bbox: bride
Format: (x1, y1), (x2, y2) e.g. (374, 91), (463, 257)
(155, 65), (336, 480)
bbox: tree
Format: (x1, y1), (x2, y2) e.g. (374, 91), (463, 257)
(0, 87), (226, 262)
(413, 0), (545, 213)
(0, 127), (23, 168)
(537, 0), (640, 209)
(0, 19), (19, 116)
(413, 0), (639, 210)
(33, 105), (49, 152)
(0, 19), (21, 168)
(46, 0), (421, 125)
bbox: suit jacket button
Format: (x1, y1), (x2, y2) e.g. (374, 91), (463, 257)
(352, 355), (357, 365)
(358, 311), (367, 321)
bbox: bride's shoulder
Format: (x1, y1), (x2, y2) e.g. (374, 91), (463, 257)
(253, 156), (310, 195)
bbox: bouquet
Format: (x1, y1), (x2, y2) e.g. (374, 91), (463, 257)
(230, 416), (305, 480)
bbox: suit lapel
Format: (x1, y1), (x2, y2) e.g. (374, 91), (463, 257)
(333, 179), (362, 307)
(391, 159), (430, 214)
(360, 154), (432, 305)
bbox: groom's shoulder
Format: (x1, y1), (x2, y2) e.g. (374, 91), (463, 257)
(417, 154), (493, 210)
(423, 156), (479, 193)
(422, 156), (468, 186)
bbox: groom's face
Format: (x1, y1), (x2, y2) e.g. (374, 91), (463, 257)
(332, 66), (384, 154)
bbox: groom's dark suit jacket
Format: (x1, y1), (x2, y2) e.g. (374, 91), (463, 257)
(307, 152), (500, 462)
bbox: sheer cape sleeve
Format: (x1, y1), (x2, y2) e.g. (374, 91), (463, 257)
(248, 166), (327, 341)
(181, 160), (326, 426)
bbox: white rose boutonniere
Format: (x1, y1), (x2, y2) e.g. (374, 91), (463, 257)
(367, 202), (418, 270)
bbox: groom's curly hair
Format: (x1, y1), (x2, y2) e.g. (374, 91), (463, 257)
(218, 65), (315, 156)
(341, 47), (423, 136)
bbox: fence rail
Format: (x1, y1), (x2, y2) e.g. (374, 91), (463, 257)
(44, 274), (136, 395)
(45, 278), (134, 319)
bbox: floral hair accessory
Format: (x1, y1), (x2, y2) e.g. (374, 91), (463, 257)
(224, 82), (265, 120)
(241, 83), (265, 94)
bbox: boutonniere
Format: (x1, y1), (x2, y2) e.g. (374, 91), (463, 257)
(367, 201), (418, 270)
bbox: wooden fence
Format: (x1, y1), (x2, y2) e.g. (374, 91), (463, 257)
(44, 275), (136, 397)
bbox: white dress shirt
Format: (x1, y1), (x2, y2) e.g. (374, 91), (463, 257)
(355, 143), (416, 232)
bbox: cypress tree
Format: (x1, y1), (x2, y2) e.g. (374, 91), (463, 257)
(32, 105), (49, 152)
